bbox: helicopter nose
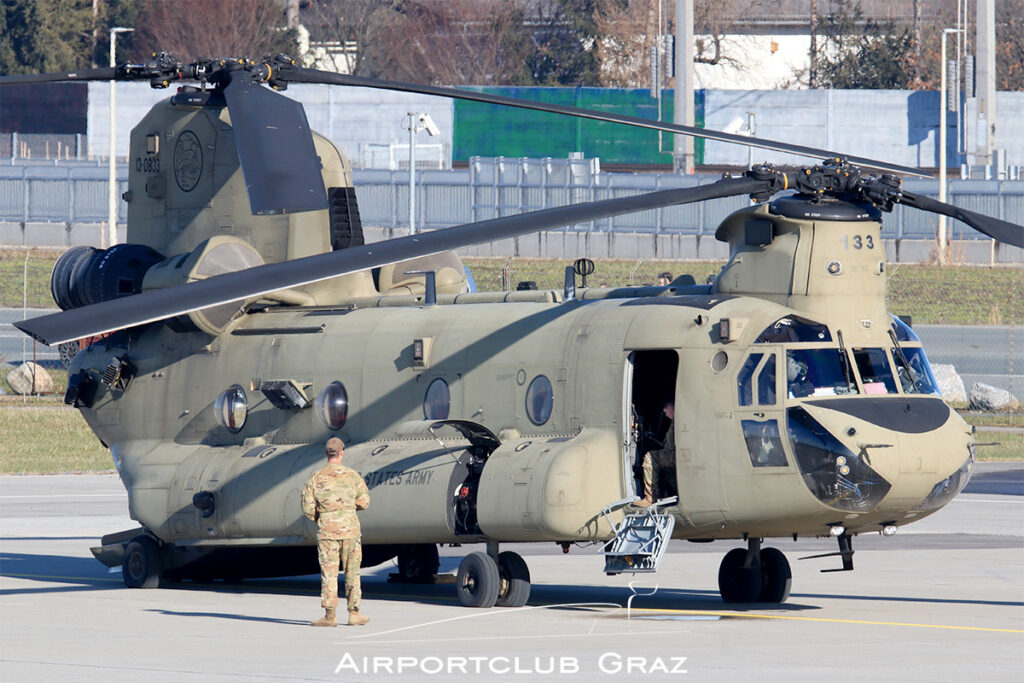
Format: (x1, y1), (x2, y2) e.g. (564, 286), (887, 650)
(790, 398), (973, 515)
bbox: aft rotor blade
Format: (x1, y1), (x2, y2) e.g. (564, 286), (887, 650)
(14, 176), (767, 346)
(898, 191), (1024, 248)
(289, 68), (926, 178)
(0, 68), (117, 85)
(221, 74), (328, 215)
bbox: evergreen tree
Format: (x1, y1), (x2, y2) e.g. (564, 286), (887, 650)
(812, 0), (915, 89)
(527, 0), (601, 86)
(0, 0), (94, 74)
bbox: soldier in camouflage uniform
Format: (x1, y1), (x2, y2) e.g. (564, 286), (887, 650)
(301, 437), (371, 627)
(637, 401), (676, 507)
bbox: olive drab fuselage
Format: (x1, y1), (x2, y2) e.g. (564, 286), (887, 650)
(69, 206), (974, 551)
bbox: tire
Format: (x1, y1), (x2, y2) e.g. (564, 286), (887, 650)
(123, 537), (162, 589)
(758, 547), (792, 603)
(456, 551), (500, 608)
(718, 548), (761, 603)
(495, 551), (531, 607)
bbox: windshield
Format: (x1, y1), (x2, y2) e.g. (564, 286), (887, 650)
(756, 316), (832, 343)
(892, 347), (941, 395)
(853, 348), (898, 395)
(891, 315), (919, 342)
(786, 349), (858, 399)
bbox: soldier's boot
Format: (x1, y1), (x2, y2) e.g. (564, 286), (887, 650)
(348, 610), (369, 626)
(311, 607), (337, 627)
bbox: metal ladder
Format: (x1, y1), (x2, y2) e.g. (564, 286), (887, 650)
(599, 497), (677, 575)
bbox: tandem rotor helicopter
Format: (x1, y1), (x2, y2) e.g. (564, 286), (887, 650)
(3, 53), (1022, 607)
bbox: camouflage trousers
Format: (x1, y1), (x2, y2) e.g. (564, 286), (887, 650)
(317, 538), (362, 612)
(641, 452), (676, 501)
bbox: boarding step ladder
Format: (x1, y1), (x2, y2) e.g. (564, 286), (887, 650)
(599, 497), (677, 575)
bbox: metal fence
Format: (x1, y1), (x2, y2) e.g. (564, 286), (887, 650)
(2, 157), (1024, 243)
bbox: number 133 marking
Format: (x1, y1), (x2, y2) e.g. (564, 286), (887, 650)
(841, 234), (874, 250)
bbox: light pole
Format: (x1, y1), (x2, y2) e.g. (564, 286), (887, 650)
(108, 26), (133, 249)
(405, 112), (440, 235)
(938, 27), (957, 264)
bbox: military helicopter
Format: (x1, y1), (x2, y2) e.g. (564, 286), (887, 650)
(3, 54), (1021, 608)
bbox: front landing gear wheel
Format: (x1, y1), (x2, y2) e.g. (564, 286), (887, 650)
(758, 547), (792, 603)
(123, 536), (162, 589)
(456, 551), (500, 607)
(495, 551), (531, 607)
(718, 548), (761, 603)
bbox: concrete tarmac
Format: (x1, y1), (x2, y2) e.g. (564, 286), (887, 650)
(1, 467), (1022, 682)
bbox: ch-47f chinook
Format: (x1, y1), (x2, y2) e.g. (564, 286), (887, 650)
(4, 55), (1022, 607)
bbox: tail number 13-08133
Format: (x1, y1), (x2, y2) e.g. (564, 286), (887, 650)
(841, 234), (874, 249)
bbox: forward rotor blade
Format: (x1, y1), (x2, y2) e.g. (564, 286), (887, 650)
(290, 68), (927, 178)
(0, 68), (117, 85)
(15, 176), (767, 346)
(898, 191), (1024, 248)
(221, 74), (328, 215)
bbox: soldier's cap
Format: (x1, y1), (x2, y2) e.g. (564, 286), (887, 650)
(325, 437), (345, 457)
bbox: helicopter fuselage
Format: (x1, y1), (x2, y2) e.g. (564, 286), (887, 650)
(71, 264), (973, 553)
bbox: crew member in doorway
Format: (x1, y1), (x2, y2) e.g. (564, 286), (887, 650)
(638, 401), (676, 506)
(302, 437), (371, 627)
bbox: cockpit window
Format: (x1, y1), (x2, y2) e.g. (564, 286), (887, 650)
(853, 348), (898, 394)
(756, 316), (832, 344)
(737, 353), (764, 406)
(890, 315), (920, 343)
(892, 347), (941, 395)
(786, 349), (859, 398)
(738, 353), (777, 406)
(757, 355), (777, 405)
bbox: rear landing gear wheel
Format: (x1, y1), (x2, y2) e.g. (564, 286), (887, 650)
(495, 551), (531, 607)
(123, 536), (162, 589)
(456, 551), (500, 608)
(718, 548), (761, 603)
(758, 547), (792, 603)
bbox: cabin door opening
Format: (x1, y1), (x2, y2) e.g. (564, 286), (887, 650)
(625, 350), (679, 503)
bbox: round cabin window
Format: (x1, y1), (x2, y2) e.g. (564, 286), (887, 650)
(423, 378), (451, 420)
(525, 375), (553, 425)
(316, 381), (349, 430)
(215, 385), (248, 433)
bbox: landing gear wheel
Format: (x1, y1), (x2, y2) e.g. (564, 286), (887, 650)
(718, 548), (761, 603)
(456, 551), (500, 608)
(123, 536), (163, 589)
(495, 551), (531, 607)
(758, 547), (792, 603)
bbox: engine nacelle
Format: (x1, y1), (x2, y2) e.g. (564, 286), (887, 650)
(50, 243), (165, 311)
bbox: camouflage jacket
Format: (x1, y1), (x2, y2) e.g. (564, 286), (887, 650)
(648, 422), (676, 468)
(301, 463), (370, 540)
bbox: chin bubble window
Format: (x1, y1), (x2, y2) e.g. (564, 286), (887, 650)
(526, 375), (553, 425)
(215, 385), (248, 433)
(316, 381), (349, 430)
(423, 377), (451, 420)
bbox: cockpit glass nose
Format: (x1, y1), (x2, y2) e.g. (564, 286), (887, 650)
(786, 349), (858, 399)
(787, 407), (891, 511)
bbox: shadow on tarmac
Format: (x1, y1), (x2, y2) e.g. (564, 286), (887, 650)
(5, 549), (1020, 613)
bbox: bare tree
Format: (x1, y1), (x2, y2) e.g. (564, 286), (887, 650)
(370, 0), (532, 86)
(996, 0), (1024, 91)
(300, 0), (395, 77)
(594, 0), (783, 88)
(131, 0), (296, 63)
